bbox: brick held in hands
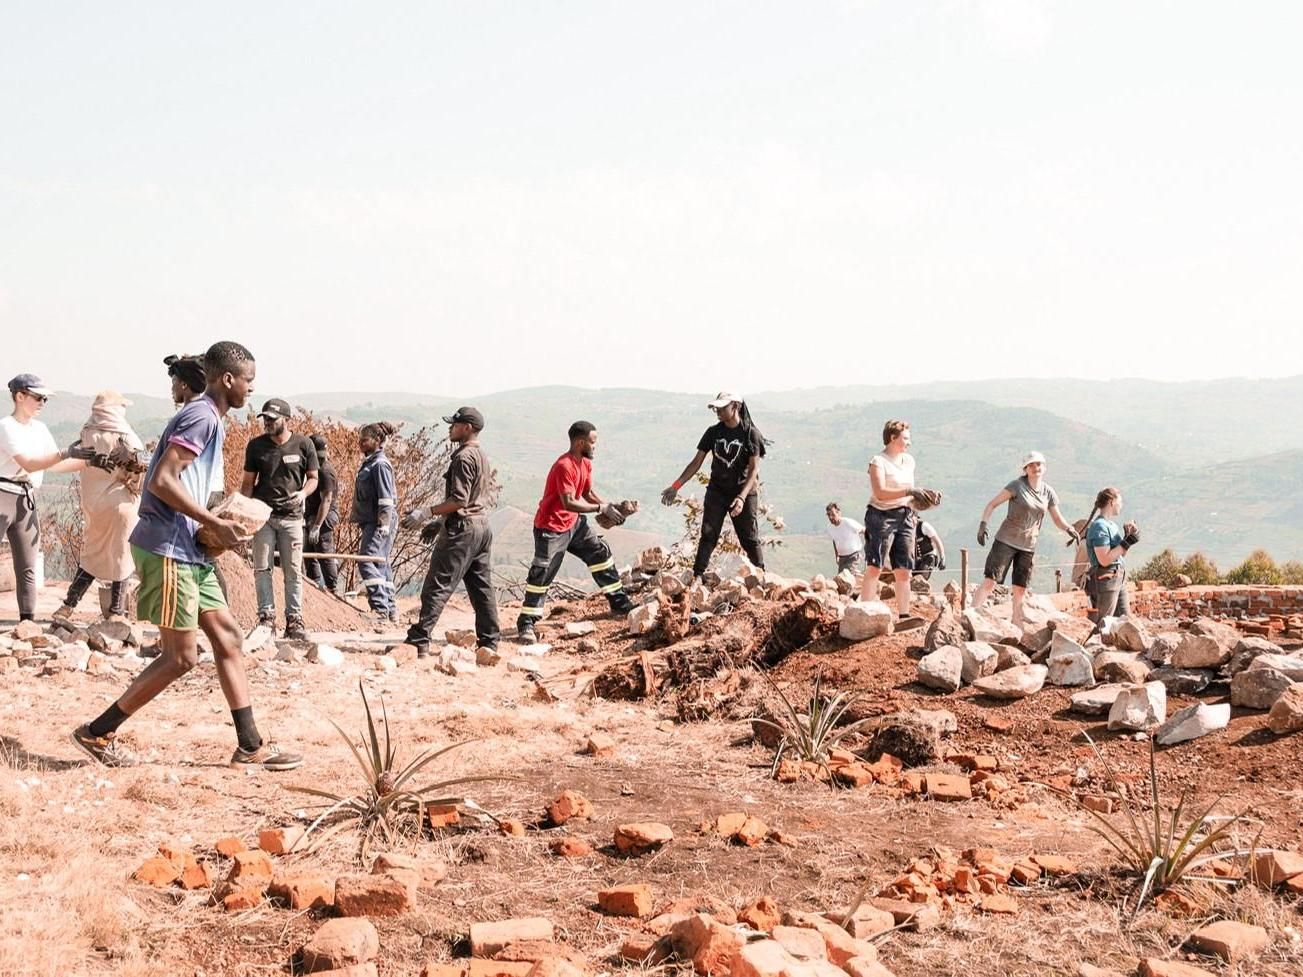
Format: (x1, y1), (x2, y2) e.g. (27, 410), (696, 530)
(196, 493), (272, 554)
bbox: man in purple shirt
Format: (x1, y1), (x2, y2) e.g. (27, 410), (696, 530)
(72, 342), (303, 771)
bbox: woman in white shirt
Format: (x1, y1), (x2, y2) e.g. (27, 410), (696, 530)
(860, 419), (939, 626)
(0, 374), (92, 620)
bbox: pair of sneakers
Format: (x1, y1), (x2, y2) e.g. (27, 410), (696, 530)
(71, 725), (303, 771)
(259, 614), (308, 641)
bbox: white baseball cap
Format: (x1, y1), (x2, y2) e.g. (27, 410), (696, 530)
(1022, 451), (1046, 468)
(707, 391), (742, 409)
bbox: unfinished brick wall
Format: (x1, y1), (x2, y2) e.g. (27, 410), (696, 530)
(1049, 584), (1303, 622)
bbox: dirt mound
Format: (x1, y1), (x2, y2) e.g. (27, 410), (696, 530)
(215, 552), (376, 633)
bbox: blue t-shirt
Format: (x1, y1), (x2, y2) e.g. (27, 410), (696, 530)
(1086, 517), (1124, 568)
(129, 396), (224, 564)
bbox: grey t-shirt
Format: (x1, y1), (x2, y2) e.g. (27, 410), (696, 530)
(994, 476), (1059, 552)
(444, 443), (489, 517)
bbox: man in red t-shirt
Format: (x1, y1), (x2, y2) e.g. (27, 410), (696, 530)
(516, 421), (634, 642)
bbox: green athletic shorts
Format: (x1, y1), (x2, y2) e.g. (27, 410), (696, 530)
(131, 545), (227, 631)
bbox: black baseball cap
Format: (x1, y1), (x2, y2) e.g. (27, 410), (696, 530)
(442, 406), (485, 431)
(257, 398), (292, 420)
(310, 434), (328, 451)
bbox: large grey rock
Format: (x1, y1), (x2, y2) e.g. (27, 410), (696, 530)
(1230, 667), (1296, 710)
(1189, 616), (1241, 654)
(878, 708), (958, 737)
(1070, 683), (1130, 716)
(1268, 685), (1303, 735)
(960, 641), (1000, 683)
(924, 607), (966, 652)
(1093, 651), (1151, 685)
(1107, 682), (1166, 731)
(916, 645), (963, 693)
(1148, 666), (1215, 695)
(1020, 623), (1057, 656)
(972, 664), (1048, 700)
(1171, 633), (1230, 669)
(1155, 702), (1231, 745)
(1145, 632), (1182, 666)
(996, 646), (1031, 671)
(1246, 653), (1303, 682)
(1110, 616), (1151, 654)
(1047, 632), (1095, 687)
(840, 601), (894, 641)
(962, 609), (1021, 644)
(1228, 637), (1284, 675)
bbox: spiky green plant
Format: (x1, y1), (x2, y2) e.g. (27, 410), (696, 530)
(286, 681), (501, 861)
(752, 670), (875, 776)
(1074, 733), (1261, 917)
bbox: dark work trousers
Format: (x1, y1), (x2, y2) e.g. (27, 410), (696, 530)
(405, 515), (500, 651)
(357, 521), (396, 617)
(1089, 565), (1129, 624)
(64, 567), (126, 615)
(303, 517), (339, 592)
(693, 488), (765, 577)
(516, 516), (631, 629)
(0, 488), (40, 620)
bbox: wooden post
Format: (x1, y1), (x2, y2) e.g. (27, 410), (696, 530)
(1055, 568), (1063, 593)
(960, 548), (969, 609)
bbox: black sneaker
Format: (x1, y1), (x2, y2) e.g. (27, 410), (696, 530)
(609, 597), (635, 615)
(71, 725), (137, 767)
(230, 742), (303, 772)
(257, 613), (276, 629)
(283, 618), (307, 641)
(516, 622), (539, 644)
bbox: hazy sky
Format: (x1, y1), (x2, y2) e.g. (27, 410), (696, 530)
(3, 1), (1301, 398)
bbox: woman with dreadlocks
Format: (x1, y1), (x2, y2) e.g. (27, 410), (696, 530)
(351, 421), (400, 622)
(1083, 486), (1139, 624)
(661, 392), (769, 578)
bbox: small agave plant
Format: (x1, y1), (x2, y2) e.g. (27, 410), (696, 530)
(752, 670), (875, 778)
(287, 681), (499, 861)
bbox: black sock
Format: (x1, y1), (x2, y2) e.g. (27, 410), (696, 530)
(19, 613), (34, 622)
(87, 702), (130, 738)
(231, 706), (262, 752)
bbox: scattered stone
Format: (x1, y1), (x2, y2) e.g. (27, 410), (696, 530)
(499, 819), (527, 837)
(1171, 633), (1229, 669)
(564, 621), (596, 637)
(1148, 666), (1214, 695)
(1047, 633), (1095, 686)
(1111, 616), (1151, 653)
(1030, 854), (1077, 876)
(427, 803), (460, 829)
(972, 663), (1047, 699)
(1188, 617), (1241, 655)
(1188, 919), (1269, 962)
(1078, 965), (1126, 977)
(1070, 683), (1129, 716)
(388, 643), (420, 664)
(840, 601), (894, 641)
(963, 608), (1020, 644)
(222, 886), (265, 911)
(301, 918), (380, 972)
(444, 629), (477, 647)
(334, 873), (416, 916)
(738, 896), (781, 933)
(619, 934), (673, 965)
(868, 717), (939, 767)
(772, 926), (826, 961)
(1268, 683), (1303, 734)
(546, 790), (593, 826)
(842, 960), (895, 977)
(730, 939), (799, 977)
(924, 772), (972, 802)
(215, 836), (246, 857)
(779, 911), (876, 967)
(995, 645), (1031, 671)
(916, 645), (963, 692)
(584, 733), (615, 757)
(735, 816), (768, 847)
(1230, 666), (1295, 709)
(628, 603), (659, 635)
(598, 883), (654, 917)
(669, 913), (744, 975)
(1107, 682), (1166, 731)
(1229, 636), (1284, 674)
(1139, 961), (1215, 977)
(228, 849), (274, 890)
(1145, 632), (1182, 666)
(868, 897), (941, 931)
(549, 838), (593, 857)
(1094, 650), (1151, 684)
(959, 641), (999, 683)
(1155, 702), (1231, 745)
(258, 825), (306, 855)
(12, 620), (43, 641)
(1251, 849), (1303, 887)
(978, 893), (1018, 914)
(470, 918), (555, 958)
(1247, 652), (1303, 682)
(270, 875), (335, 910)
(614, 822), (673, 855)
(475, 646), (502, 666)
(132, 856), (179, 888)
(827, 905), (895, 940)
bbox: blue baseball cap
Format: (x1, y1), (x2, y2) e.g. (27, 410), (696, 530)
(8, 374), (53, 398)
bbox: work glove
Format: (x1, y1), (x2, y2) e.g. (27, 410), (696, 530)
(400, 506), (431, 530)
(660, 486), (679, 507)
(910, 488), (943, 511)
(65, 441), (101, 462)
(420, 517), (444, 544)
(307, 526), (321, 548)
(88, 453), (115, 472)
(107, 439), (149, 473)
(977, 521), (990, 547)
(937, 557), (947, 571)
(376, 522), (390, 538)
(1121, 522), (1140, 550)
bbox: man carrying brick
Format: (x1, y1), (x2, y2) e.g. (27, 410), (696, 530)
(516, 421), (634, 644)
(71, 341), (303, 771)
(396, 407), (500, 658)
(241, 398), (318, 639)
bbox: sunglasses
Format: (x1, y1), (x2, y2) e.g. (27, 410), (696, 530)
(22, 391), (49, 403)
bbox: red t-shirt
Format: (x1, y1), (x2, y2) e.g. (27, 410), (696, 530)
(534, 452), (592, 532)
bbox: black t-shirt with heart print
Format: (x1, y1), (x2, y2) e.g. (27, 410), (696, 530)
(697, 422), (764, 498)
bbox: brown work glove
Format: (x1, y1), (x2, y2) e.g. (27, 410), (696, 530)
(910, 488), (943, 511)
(596, 499), (639, 529)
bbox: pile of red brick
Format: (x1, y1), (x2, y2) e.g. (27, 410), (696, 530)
(874, 846), (1078, 917)
(774, 750), (1027, 807)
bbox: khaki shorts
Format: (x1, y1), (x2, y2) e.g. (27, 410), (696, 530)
(132, 545), (227, 631)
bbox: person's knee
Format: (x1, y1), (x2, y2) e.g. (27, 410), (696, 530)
(164, 642), (200, 672)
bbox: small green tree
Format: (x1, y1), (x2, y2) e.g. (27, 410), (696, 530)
(1280, 561), (1303, 585)
(1180, 552), (1221, 586)
(1223, 549), (1283, 585)
(1135, 548), (1182, 587)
